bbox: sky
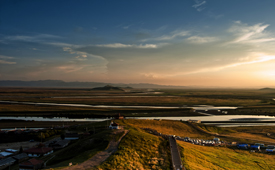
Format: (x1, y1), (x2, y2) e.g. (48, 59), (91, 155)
(1, 0), (275, 88)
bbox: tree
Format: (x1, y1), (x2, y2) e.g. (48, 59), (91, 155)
(19, 146), (23, 153)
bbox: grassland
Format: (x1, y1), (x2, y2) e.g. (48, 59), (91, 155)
(0, 87), (275, 118)
(179, 141), (275, 170)
(96, 128), (171, 170)
(91, 119), (275, 170)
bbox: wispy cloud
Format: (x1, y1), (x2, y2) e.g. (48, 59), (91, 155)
(142, 30), (189, 42)
(0, 60), (16, 64)
(95, 43), (158, 48)
(63, 46), (108, 62)
(0, 55), (16, 64)
(180, 53), (275, 75)
(0, 55), (14, 59)
(56, 65), (84, 73)
(187, 36), (218, 44)
(228, 21), (275, 44)
(192, 0), (206, 12)
(5, 34), (61, 43)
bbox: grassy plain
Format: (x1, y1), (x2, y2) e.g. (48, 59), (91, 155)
(1, 87), (275, 117)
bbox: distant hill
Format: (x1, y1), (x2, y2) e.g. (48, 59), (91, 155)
(92, 85), (124, 91)
(0, 80), (187, 89)
(259, 87), (275, 91)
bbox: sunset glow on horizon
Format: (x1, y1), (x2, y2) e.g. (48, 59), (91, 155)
(1, 0), (275, 88)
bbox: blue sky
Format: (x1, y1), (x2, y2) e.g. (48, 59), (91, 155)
(1, 0), (275, 87)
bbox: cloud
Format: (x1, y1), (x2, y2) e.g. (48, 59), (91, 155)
(63, 46), (108, 63)
(5, 34), (61, 43)
(187, 36), (218, 44)
(95, 43), (158, 48)
(0, 60), (16, 64)
(228, 21), (275, 44)
(123, 24), (133, 29)
(0, 55), (16, 64)
(141, 73), (162, 79)
(177, 53), (275, 75)
(48, 42), (79, 47)
(192, 0), (206, 12)
(0, 55), (14, 59)
(142, 30), (189, 42)
(56, 65), (84, 73)
(155, 30), (189, 41)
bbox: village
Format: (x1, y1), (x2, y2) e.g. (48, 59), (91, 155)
(1, 114), (275, 170)
(0, 114), (124, 170)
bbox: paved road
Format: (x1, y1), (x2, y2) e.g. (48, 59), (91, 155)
(169, 137), (184, 170)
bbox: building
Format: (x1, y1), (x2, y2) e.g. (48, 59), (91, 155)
(0, 151), (14, 158)
(0, 157), (16, 170)
(23, 147), (53, 157)
(12, 153), (29, 163)
(19, 158), (44, 170)
(49, 140), (70, 150)
(64, 133), (79, 140)
(109, 122), (120, 129)
(115, 113), (124, 119)
(213, 138), (220, 143)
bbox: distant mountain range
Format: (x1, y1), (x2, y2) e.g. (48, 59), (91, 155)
(0, 80), (187, 89)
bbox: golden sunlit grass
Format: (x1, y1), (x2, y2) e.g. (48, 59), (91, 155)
(116, 119), (275, 169)
(97, 128), (171, 170)
(195, 123), (275, 144)
(179, 141), (275, 170)
(120, 119), (211, 139)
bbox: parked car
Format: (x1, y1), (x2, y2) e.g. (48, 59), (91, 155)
(250, 145), (260, 151)
(266, 145), (275, 152)
(237, 144), (249, 149)
(255, 143), (266, 149)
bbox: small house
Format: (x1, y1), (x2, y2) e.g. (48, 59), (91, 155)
(5, 149), (18, 153)
(19, 158), (44, 170)
(0, 151), (14, 158)
(0, 157), (16, 170)
(49, 140), (70, 150)
(115, 113), (124, 119)
(109, 122), (120, 129)
(23, 147), (53, 157)
(12, 153), (29, 163)
(64, 133), (79, 140)
(213, 138), (220, 143)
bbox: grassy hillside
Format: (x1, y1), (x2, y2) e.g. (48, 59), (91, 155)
(121, 119), (212, 139)
(113, 120), (275, 170)
(96, 128), (171, 170)
(179, 141), (275, 170)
